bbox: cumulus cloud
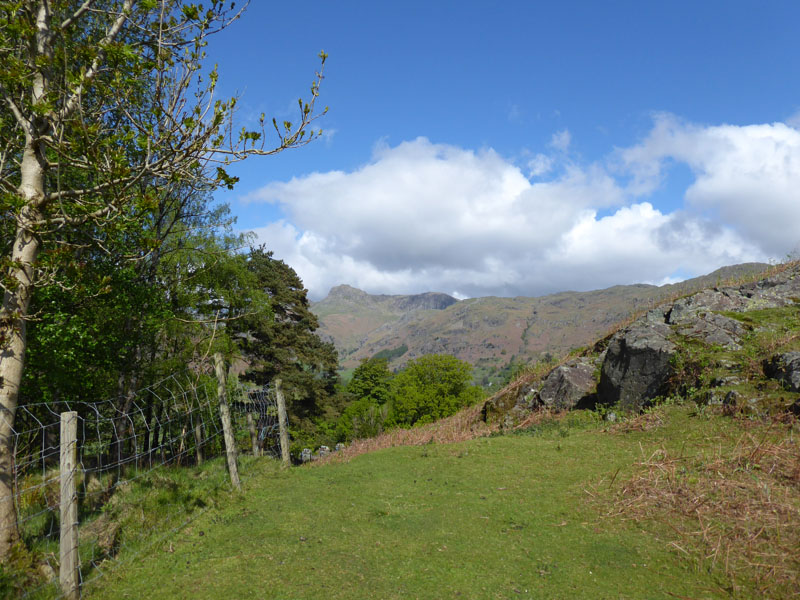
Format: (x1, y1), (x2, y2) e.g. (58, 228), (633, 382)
(620, 114), (800, 256)
(245, 118), (794, 300)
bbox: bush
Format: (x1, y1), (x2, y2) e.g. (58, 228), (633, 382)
(388, 354), (484, 427)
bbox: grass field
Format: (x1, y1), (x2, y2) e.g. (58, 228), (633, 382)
(83, 404), (798, 600)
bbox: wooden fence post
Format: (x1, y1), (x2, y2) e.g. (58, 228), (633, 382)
(214, 353), (241, 490)
(246, 413), (259, 457)
(59, 411), (79, 600)
(194, 420), (204, 465)
(274, 378), (290, 467)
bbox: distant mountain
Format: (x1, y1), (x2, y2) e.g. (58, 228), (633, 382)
(311, 263), (771, 385)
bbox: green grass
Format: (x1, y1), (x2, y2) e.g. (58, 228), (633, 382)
(85, 407), (759, 600)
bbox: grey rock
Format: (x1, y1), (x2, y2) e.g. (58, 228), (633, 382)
(710, 375), (743, 387)
(334, 443), (345, 452)
(538, 358), (596, 410)
(482, 388), (520, 423)
(675, 312), (746, 350)
(482, 381), (540, 424)
(724, 390), (742, 406)
(715, 359), (740, 371)
(667, 290), (748, 324)
(702, 388), (741, 405)
(594, 349), (608, 367)
(645, 306), (669, 324)
(741, 268), (800, 307)
(300, 448), (312, 463)
(763, 352), (800, 392)
(518, 386), (540, 410)
(597, 322), (677, 411)
(317, 445), (330, 458)
(741, 397), (765, 416)
(605, 411), (617, 423)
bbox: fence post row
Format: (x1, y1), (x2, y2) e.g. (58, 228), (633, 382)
(46, 365), (283, 598)
(59, 411), (79, 600)
(215, 353), (241, 490)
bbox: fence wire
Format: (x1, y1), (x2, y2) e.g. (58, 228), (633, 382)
(3, 369), (285, 599)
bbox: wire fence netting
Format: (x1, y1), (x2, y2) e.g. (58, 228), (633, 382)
(3, 369), (285, 599)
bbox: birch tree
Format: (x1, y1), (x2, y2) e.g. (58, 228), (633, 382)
(0, 0), (326, 558)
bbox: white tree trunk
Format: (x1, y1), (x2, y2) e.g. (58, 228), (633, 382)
(0, 142), (45, 557)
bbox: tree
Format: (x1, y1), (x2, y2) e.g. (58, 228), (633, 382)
(233, 247), (339, 446)
(389, 354), (484, 427)
(0, 1), (326, 558)
(347, 357), (393, 406)
(336, 357), (393, 440)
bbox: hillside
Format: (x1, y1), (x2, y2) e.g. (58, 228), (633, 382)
(61, 262), (800, 600)
(313, 263), (772, 383)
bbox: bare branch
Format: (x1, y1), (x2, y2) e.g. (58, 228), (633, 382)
(59, 0), (95, 30)
(58, 0), (134, 121)
(0, 84), (30, 133)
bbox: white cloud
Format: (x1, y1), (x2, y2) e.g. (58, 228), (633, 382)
(245, 118), (794, 300)
(786, 110), (800, 130)
(620, 114), (800, 255)
(527, 153), (553, 177)
(550, 129), (571, 152)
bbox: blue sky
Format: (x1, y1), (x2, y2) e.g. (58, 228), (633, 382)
(209, 1), (800, 299)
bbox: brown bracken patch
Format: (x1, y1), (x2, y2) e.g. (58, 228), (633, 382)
(602, 416), (800, 598)
(319, 403), (498, 464)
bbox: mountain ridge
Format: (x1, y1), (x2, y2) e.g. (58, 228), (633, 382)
(312, 263), (772, 385)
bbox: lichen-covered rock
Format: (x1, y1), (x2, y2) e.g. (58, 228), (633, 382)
(739, 267), (800, 307)
(667, 289), (749, 322)
(674, 312), (747, 350)
(763, 352), (800, 392)
(482, 384), (525, 423)
(538, 358), (596, 410)
(597, 322), (676, 412)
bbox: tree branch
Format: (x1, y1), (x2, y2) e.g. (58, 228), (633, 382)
(58, 0), (134, 121)
(59, 0), (95, 30)
(0, 83), (30, 133)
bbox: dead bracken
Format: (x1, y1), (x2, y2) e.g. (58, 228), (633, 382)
(602, 416), (800, 597)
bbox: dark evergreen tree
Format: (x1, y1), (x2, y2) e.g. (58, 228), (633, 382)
(235, 247), (339, 444)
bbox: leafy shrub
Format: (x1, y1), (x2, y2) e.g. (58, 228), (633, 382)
(387, 354), (484, 427)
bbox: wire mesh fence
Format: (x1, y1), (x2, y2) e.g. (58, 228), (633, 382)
(4, 367), (286, 599)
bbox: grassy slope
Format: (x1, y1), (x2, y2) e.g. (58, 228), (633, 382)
(87, 408), (756, 600)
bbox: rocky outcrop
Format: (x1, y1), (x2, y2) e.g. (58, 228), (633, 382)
(763, 352), (800, 392)
(482, 381), (537, 425)
(538, 358), (596, 410)
(389, 292), (458, 312)
(596, 322), (676, 412)
(483, 357), (597, 424)
(482, 263), (800, 423)
(671, 312), (747, 350)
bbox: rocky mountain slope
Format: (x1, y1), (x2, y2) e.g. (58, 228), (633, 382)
(483, 261), (800, 423)
(312, 263), (771, 383)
